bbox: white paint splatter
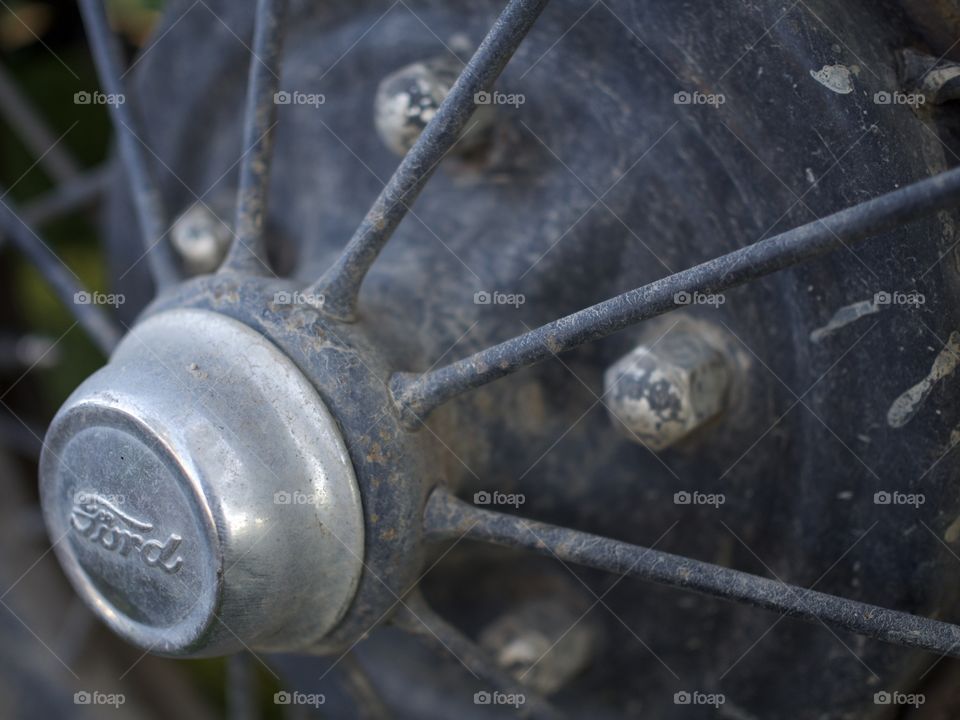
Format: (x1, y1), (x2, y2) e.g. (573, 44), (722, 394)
(810, 64), (855, 94)
(810, 299), (880, 343)
(945, 508), (960, 543)
(887, 332), (960, 428)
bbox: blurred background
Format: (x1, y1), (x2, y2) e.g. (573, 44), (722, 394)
(0, 2), (282, 717)
(9, 1), (960, 718)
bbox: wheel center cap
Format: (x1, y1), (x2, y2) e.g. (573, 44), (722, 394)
(39, 308), (364, 656)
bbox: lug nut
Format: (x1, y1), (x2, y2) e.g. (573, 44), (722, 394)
(604, 321), (734, 451)
(373, 56), (495, 156)
(479, 598), (597, 695)
(171, 203), (231, 275)
(0, 333), (60, 370)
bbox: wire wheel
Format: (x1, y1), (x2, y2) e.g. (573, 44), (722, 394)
(3, 0), (960, 717)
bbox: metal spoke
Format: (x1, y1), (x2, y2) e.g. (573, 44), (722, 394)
(392, 165), (960, 424)
(0, 64), (80, 184)
(219, 0), (289, 275)
(1, 166), (110, 253)
(0, 166), (110, 260)
(77, 0), (179, 288)
(21, 164), (112, 228)
(424, 488), (960, 659)
(0, 192), (121, 355)
(392, 592), (562, 720)
(337, 653), (391, 720)
(226, 653), (256, 720)
(305, 0), (552, 321)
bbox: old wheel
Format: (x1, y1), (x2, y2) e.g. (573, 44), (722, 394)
(4, 0), (960, 717)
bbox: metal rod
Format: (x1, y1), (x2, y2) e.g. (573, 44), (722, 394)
(0, 193), (121, 355)
(392, 591), (562, 720)
(226, 653), (256, 720)
(337, 653), (391, 720)
(0, 166), (110, 253)
(393, 164), (960, 424)
(0, 64), (80, 184)
(219, 0), (288, 275)
(305, 0), (552, 321)
(77, 0), (179, 288)
(424, 488), (960, 659)
(21, 164), (112, 227)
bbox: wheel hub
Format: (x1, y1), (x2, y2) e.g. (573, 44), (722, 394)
(40, 306), (366, 655)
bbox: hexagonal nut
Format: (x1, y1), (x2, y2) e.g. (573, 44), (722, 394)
(171, 203), (231, 275)
(604, 331), (732, 451)
(479, 598), (597, 695)
(373, 57), (495, 156)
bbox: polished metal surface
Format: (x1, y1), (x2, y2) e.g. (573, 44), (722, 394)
(39, 308), (364, 656)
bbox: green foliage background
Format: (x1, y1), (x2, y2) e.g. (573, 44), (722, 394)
(1, 2), (286, 716)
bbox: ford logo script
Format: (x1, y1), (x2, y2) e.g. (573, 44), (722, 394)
(70, 493), (183, 574)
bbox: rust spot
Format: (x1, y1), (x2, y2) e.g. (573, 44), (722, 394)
(366, 442), (386, 464)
